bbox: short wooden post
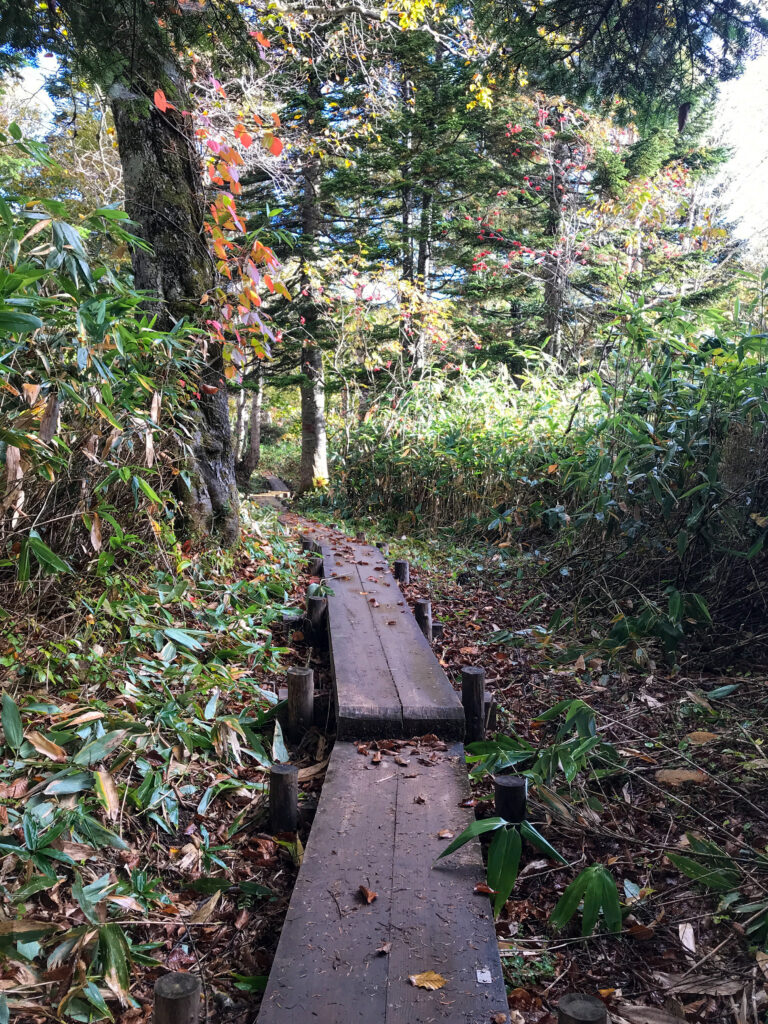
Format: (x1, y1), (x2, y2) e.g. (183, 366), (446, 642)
(484, 691), (497, 731)
(393, 559), (410, 584)
(308, 555), (324, 577)
(461, 666), (485, 744)
(306, 595), (328, 648)
(494, 775), (527, 823)
(414, 599), (432, 641)
(300, 536), (314, 553)
(432, 621), (444, 640)
(154, 971), (201, 1024)
(375, 541), (390, 557)
(355, 531), (366, 543)
(270, 764), (298, 832)
(558, 994), (607, 1024)
(287, 666), (314, 740)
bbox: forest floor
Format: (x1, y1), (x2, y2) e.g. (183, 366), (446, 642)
(396, 547), (768, 1024)
(3, 498), (766, 1024)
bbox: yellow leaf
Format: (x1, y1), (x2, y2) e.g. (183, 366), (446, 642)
(409, 971), (447, 990)
(94, 769), (120, 820)
(188, 890), (221, 924)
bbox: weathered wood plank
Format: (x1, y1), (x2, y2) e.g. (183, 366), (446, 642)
(323, 543), (402, 738)
(386, 745), (508, 1024)
(258, 744), (396, 1023)
(257, 743), (507, 1024)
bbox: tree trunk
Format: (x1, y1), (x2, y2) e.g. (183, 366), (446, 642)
(297, 74), (329, 494)
(411, 190), (433, 372)
(543, 140), (570, 363)
(234, 387), (247, 461)
(236, 363), (263, 487)
(110, 76), (240, 546)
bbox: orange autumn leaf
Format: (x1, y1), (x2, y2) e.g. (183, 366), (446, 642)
(239, 132), (253, 148)
(269, 136), (284, 157)
(271, 111), (281, 128)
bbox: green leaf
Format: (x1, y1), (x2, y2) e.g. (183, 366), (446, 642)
(134, 475), (164, 504)
(27, 531), (72, 574)
(705, 684), (740, 699)
(599, 867), (622, 934)
(0, 993), (8, 1024)
(666, 852), (739, 891)
(95, 402), (123, 430)
(520, 820), (567, 863)
(581, 869), (602, 935)
(164, 628), (205, 652)
(434, 817), (506, 861)
(487, 826), (522, 917)
(1, 693), (23, 751)
(272, 719), (289, 763)
(72, 730), (127, 767)
(232, 974), (268, 992)
(100, 923), (132, 1003)
(550, 868), (591, 931)
(0, 310), (43, 333)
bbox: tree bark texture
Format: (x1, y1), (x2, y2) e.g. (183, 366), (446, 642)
(297, 74), (329, 494)
(110, 81), (240, 545)
(236, 362), (263, 486)
(543, 139), (571, 363)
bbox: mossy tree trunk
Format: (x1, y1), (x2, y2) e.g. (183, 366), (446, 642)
(110, 77), (240, 545)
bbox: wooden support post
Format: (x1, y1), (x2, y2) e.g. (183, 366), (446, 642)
(287, 666), (314, 740)
(432, 621), (444, 640)
(270, 764), (298, 832)
(393, 559), (410, 584)
(300, 536), (314, 553)
(558, 995), (608, 1024)
(461, 666), (485, 744)
(306, 595), (328, 648)
(375, 541), (390, 557)
(355, 531), (366, 543)
(154, 972), (201, 1024)
(484, 690), (497, 731)
(308, 555), (324, 577)
(494, 775), (527, 823)
(414, 599), (432, 642)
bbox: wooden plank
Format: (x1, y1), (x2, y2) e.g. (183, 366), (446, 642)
(385, 744), (508, 1023)
(258, 744), (396, 1023)
(356, 566), (464, 739)
(258, 743), (507, 1024)
(323, 542), (402, 739)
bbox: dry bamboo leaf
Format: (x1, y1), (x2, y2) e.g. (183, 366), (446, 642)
(409, 971), (446, 990)
(90, 513), (102, 553)
(654, 769), (708, 786)
(297, 757), (330, 782)
(616, 1002), (686, 1024)
(22, 382), (41, 406)
(678, 922), (696, 953)
(26, 731), (67, 762)
(188, 890), (221, 924)
(38, 393), (59, 443)
(94, 769), (120, 820)
(685, 731), (718, 745)
(358, 885), (377, 904)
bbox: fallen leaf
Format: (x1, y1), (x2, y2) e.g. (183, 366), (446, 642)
(685, 731), (718, 745)
(756, 950), (768, 980)
(573, 654), (586, 672)
(394, 756), (410, 766)
(358, 885), (377, 904)
(437, 829), (454, 840)
(492, 1014), (509, 1024)
(409, 970), (446, 990)
(655, 769), (708, 786)
(615, 1003), (686, 1024)
(414, 794), (426, 804)
(26, 731), (67, 762)
(372, 750), (382, 764)
(474, 883), (497, 895)
(653, 972), (744, 996)
(678, 922), (696, 953)
(297, 757), (330, 782)
(376, 941), (392, 956)
(188, 890), (220, 924)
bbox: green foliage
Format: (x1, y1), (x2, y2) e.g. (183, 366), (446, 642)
(549, 863), (622, 935)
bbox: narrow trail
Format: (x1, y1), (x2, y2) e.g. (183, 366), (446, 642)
(257, 519), (508, 1024)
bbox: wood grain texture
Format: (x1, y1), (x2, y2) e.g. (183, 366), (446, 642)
(258, 743), (506, 1024)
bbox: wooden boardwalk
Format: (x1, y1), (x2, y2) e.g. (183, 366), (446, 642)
(258, 525), (507, 1024)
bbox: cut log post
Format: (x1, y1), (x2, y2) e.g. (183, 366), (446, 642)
(461, 665), (485, 744)
(494, 775), (527, 823)
(484, 690), (497, 731)
(306, 595), (328, 648)
(270, 764), (298, 832)
(432, 621), (444, 640)
(355, 531), (366, 543)
(558, 994), (608, 1024)
(154, 972), (201, 1024)
(414, 599), (432, 642)
(300, 536), (314, 553)
(393, 559), (410, 584)
(287, 666), (314, 740)
(308, 555), (324, 577)
(375, 541), (390, 557)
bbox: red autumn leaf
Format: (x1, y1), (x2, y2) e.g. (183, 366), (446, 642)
(200, 384), (219, 395)
(269, 136), (284, 157)
(153, 89), (175, 112)
(474, 883), (497, 895)
(358, 885), (377, 904)
(239, 132), (253, 149)
(271, 111), (281, 128)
